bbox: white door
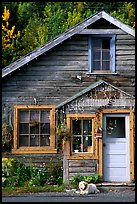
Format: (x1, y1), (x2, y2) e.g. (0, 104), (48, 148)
(103, 114), (130, 182)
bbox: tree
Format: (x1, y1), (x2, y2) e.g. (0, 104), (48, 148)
(2, 6), (21, 67)
(21, 16), (48, 54)
(2, 2), (135, 68)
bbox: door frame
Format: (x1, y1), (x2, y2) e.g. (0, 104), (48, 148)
(103, 113), (130, 182)
(98, 109), (134, 182)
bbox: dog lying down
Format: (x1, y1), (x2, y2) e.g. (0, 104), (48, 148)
(78, 181), (100, 195)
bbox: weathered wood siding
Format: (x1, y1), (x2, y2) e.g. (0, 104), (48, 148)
(2, 153), (63, 167)
(2, 33), (135, 109)
(2, 32), (135, 140)
(67, 159), (97, 179)
(2, 24), (135, 178)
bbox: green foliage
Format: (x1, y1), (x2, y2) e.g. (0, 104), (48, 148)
(21, 16), (48, 54)
(110, 2), (135, 28)
(3, 185), (65, 195)
(2, 157), (63, 188)
(69, 174), (100, 188)
(2, 2), (135, 68)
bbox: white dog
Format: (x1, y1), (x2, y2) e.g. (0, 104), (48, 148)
(78, 181), (100, 195)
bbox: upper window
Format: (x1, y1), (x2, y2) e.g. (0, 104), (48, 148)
(13, 105), (57, 154)
(88, 35), (115, 73)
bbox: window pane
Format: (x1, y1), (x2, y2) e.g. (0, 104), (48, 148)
(102, 39), (110, 49)
(40, 123), (50, 134)
(19, 135), (29, 146)
(30, 110), (39, 122)
(92, 38), (110, 71)
(106, 117), (125, 138)
(83, 135), (92, 152)
(41, 110), (50, 123)
(102, 61), (110, 70)
(19, 123), (29, 134)
(102, 50), (110, 60)
(30, 126), (39, 134)
(73, 136), (81, 152)
(72, 120), (81, 135)
(93, 50), (100, 60)
(30, 135), (39, 146)
(19, 111), (29, 123)
(93, 61), (101, 70)
(18, 108), (53, 148)
(83, 120), (92, 135)
(40, 135), (50, 146)
(93, 39), (101, 48)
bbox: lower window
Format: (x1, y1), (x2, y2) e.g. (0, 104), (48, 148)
(13, 105), (56, 153)
(70, 116), (94, 153)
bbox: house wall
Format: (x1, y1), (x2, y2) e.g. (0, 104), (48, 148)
(2, 26), (135, 176)
(2, 33), (135, 109)
(2, 32), (135, 120)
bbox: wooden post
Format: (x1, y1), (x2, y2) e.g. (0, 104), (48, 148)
(63, 140), (69, 182)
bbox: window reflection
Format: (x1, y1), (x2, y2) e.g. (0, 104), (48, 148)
(72, 119), (92, 153)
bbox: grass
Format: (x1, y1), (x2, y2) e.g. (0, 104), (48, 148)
(2, 184), (66, 196)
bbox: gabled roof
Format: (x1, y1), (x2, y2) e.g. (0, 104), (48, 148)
(56, 80), (135, 109)
(2, 10), (135, 78)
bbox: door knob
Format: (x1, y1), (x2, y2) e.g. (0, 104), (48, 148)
(103, 143), (106, 147)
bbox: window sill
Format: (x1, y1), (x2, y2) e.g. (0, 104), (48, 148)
(86, 72), (118, 75)
(12, 148), (57, 154)
(67, 152), (97, 160)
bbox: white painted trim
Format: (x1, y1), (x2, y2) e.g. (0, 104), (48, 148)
(103, 113), (130, 182)
(101, 11), (135, 37)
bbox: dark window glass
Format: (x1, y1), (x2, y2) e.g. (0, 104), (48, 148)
(93, 38), (110, 71)
(72, 119), (92, 153)
(19, 110), (50, 147)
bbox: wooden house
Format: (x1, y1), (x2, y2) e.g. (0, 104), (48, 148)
(2, 11), (135, 182)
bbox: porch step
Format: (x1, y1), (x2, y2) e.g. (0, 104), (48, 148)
(96, 182), (135, 192)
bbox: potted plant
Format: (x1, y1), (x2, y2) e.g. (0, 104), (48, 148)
(30, 119), (39, 127)
(56, 121), (72, 141)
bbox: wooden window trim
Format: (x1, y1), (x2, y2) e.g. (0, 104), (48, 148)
(66, 114), (97, 160)
(88, 34), (115, 74)
(12, 105), (57, 154)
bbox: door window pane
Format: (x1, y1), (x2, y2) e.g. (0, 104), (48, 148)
(106, 117), (125, 138)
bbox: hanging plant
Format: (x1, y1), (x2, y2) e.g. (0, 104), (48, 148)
(30, 120), (39, 127)
(56, 121), (72, 141)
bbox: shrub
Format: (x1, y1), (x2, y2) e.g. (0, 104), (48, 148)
(2, 157), (63, 188)
(69, 174), (100, 189)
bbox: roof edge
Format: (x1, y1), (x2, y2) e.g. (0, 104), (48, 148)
(2, 10), (135, 78)
(56, 80), (135, 109)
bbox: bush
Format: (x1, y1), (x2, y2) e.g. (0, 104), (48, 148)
(2, 157), (63, 188)
(69, 174), (100, 189)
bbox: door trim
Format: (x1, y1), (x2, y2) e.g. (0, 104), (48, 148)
(103, 113), (130, 182)
(98, 109), (134, 182)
